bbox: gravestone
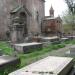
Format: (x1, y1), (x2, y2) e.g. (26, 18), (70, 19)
(42, 36), (60, 44)
(9, 6), (29, 44)
(42, 41), (51, 48)
(9, 56), (73, 75)
(14, 42), (42, 53)
(67, 36), (75, 40)
(10, 18), (25, 43)
(61, 38), (69, 42)
(0, 55), (20, 74)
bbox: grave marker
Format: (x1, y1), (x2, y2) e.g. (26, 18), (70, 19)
(9, 56), (73, 75)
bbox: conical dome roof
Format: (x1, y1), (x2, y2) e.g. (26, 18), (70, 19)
(50, 5), (54, 11)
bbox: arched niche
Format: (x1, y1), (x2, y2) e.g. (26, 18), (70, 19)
(19, 11), (27, 24)
(19, 11), (28, 36)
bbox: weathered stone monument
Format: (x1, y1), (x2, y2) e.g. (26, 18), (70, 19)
(14, 42), (42, 53)
(0, 55), (20, 74)
(9, 5), (31, 43)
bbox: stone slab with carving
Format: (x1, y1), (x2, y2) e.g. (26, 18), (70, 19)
(9, 56), (73, 75)
(0, 55), (20, 74)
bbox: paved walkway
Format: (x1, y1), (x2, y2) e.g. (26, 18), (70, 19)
(48, 44), (72, 57)
(38, 44), (73, 60)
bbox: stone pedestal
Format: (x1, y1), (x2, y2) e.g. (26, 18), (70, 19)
(9, 56), (73, 75)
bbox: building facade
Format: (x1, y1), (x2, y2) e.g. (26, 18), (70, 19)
(42, 6), (62, 36)
(0, 0), (45, 40)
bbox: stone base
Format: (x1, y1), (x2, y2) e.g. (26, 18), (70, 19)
(9, 56), (73, 75)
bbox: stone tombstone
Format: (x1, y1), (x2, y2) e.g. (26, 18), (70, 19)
(0, 55), (20, 74)
(9, 56), (73, 75)
(14, 42), (42, 53)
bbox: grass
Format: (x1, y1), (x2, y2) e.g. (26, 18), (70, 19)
(64, 39), (75, 44)
(0, 40), (70, 74)
(0, 41), (65, 67)
(0, 39), (74, 75)
(0, 41), (14, 55)
(17, 43), (65, 67)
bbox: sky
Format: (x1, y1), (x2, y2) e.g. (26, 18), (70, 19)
(45, 0), (68, 17)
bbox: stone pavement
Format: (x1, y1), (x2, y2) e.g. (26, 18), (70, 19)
(48, 44), (72, 57)
(38, 44), (73, 59)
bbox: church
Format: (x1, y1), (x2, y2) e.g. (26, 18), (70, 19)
(9, 0), (45, 43)
(0, 0), (62, 41)
(0, 0), (45, 40)
(42, 6), (62, 37)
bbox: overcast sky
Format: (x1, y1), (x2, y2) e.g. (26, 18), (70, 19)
(45, 0), (68, 17)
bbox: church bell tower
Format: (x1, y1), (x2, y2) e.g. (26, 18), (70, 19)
(49, 5), (54, 17)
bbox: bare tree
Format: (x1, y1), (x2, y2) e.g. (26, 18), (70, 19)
(65, 0), (75, 14)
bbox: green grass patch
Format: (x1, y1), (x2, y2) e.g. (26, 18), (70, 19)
(63, 39), (75, 45)
(0, 41), (14, 55)
(0, 41), (66, 74)
(17, 43), (65, 67)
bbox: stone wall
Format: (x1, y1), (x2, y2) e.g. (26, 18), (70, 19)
(0, 0), (18, 40)
(24, 0), (45, 34)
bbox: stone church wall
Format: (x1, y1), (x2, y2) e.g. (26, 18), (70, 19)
(0, 0), (18, 40)
(0, 0), (45, 40)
